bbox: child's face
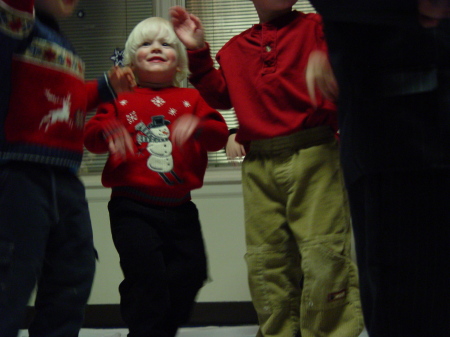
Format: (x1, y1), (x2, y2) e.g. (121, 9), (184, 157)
(132, 36), (179, 87)
(251, 0), (298, 12)
(251, 0), (298, 23)
(35, 0), (79, 18)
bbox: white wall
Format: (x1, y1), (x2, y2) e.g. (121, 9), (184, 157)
(83, 167), (252, 304)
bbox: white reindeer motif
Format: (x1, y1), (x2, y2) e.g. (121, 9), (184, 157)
(40, 93), (73, 131)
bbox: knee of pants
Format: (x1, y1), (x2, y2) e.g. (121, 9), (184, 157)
(0, 241), (15, 297)
(0, 240), (38, 306)
(172, 258), (208, 291)
(299, 234), (360, 311)
(245, 246), (302, 313)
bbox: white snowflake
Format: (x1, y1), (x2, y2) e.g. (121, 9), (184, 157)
(126, 111), (138, 124)
(182, 100), (191, 108)
(119, 100), (128, 106)
(151, 96), (166, 107)
(168, 108), (177, 116)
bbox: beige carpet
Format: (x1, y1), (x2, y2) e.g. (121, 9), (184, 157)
(19, 326), (370, 337)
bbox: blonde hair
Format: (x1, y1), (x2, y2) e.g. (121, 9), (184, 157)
(124, 17), (189, 87)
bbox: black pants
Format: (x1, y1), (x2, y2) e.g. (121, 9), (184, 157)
(348, 170), (450, 337)
(108, 197), (207, 337)
(0, 162), (96, 337)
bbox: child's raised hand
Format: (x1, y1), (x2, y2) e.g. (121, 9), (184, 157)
(226, 133), (246, 166)
(108, 66), (136, 94)
(306, 50), (338, 108)
(171, 114), (200, 148)
(170, 6), (205, 50)
(103, 119), (135, 166)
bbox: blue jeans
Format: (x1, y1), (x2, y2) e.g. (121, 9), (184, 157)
(0, 162), (96, 337)
(108, 197), (207, 337)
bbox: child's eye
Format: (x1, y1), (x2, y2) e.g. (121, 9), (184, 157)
(141, 42), (152, 47)
(162, 42), (171, 47)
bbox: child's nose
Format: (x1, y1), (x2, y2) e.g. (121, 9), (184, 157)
(151, 42), (163, 51)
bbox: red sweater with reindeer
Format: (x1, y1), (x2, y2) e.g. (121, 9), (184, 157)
(0, 0), (115, 170)
(84, 86), (228, 206)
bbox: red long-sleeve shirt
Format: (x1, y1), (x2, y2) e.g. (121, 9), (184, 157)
(84, 86), (228, 206)
(187, 10), (337, 145)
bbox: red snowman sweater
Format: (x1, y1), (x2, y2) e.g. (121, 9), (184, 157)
(84, 86), (228, 206)
(0, 0), (116, 170)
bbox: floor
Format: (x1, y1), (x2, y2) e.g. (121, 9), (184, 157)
(19, 326), (369, 337)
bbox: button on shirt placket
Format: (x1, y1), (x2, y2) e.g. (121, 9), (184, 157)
(261, 25), (277, 75)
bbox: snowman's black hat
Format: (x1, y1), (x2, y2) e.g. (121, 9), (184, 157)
(148, 115), (171, 128)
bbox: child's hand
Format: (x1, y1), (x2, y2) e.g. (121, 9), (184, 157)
(418, 0), (450, 27)
(226, 133), (246, 165)
(306, 50), (338, 108)
(171, 114), (200, 148)
(103, 119), (135, 166)
(108, 66), (136, 94)
(170, 6), (205, 50)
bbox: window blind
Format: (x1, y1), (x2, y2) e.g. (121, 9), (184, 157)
(59, 0), (153, 175)
(185, 0), (316, 166)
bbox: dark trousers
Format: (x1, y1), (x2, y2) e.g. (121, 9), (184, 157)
(348, 170), (450, 337)
(0, 162), (96, 337)
(108, 197), (208, 337)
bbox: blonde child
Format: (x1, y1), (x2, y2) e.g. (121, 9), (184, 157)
(84, 17), (228, 337)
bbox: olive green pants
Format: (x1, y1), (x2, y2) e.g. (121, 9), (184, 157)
(242, 127), (364, 337)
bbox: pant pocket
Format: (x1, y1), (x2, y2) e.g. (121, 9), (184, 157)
(298, 235), (363, 337)
(245, 246), (302, 337)
(300, 234), (356, 311)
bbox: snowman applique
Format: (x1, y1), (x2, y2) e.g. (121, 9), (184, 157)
(135, 115), (183, 185)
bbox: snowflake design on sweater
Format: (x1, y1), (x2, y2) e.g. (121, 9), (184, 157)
(168, 108), (177, 116)
(119, 100), (128, 106)
(182, 100), (191, 108)
(126, 111), (138, 124)
(151, 96), (166, 107)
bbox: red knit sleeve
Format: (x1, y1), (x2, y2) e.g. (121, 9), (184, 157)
(187, 43), (233, 110)
(84, 80), (102, 112)
(3, 0), (34, 14)
(313, 13), (328, 53)
(193, 93), (229, 152)
(84, 102), (117, 154)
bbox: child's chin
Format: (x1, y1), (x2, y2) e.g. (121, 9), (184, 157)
(62, 0), (78, 6)
(59, 0), (78, 16)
